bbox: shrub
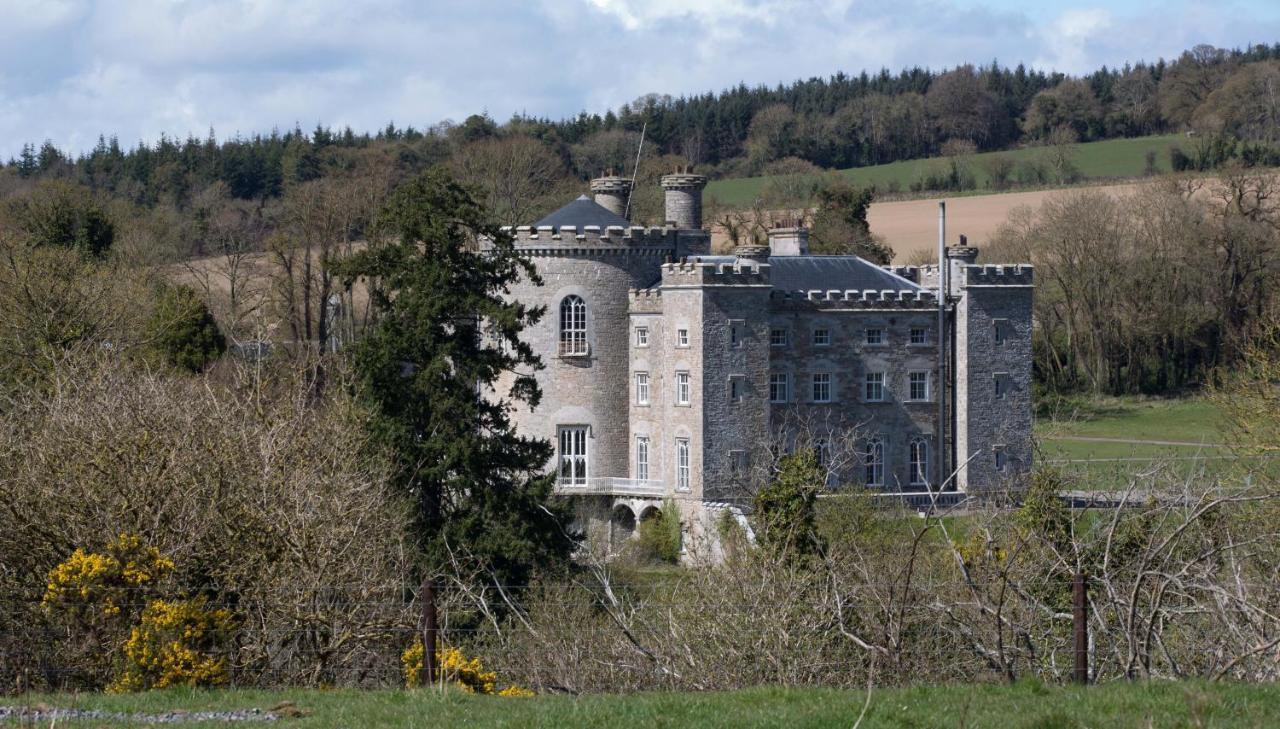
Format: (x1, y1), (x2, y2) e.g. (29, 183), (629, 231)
(403, 639), (531, 696)
(636, 499), (683, 563)
(145, 284), (226, 372)
(110, 597), (235, 692)
(753, 449), (824, 560)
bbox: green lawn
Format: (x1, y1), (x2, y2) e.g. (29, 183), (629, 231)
(706, 134), (1185, 207)
(10, 680), (1280, 728)
(1036, 397), (1224, 445)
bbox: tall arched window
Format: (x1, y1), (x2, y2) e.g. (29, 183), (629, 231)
(909, 437), (930, 486)
(559, 295), (587, 356)
(863, 437), (884, 487)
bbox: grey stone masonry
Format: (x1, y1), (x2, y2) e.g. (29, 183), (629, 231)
(590, 175), (633, 219)
(661, 172), (708, 230)
(489, 180), (1034, 561)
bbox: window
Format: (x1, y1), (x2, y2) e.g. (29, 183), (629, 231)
(676, 371), (691, 405)
(812, 373), (832, 403)
(815, 439), (831, 468)
(676, 438), (691, 491)
(728, 375), (745, 404)
(635, 326), (649, 347)
(730, 450), (748, 475)
(635, 372), (650, 405)
(994, 445), (1007, 472)
(636, 436), (650, 482)
(770, 328), (789, 347)
(559, 296), (587, 356)
(909, 437), (930, 485)
(993, 318), (1009, 345)
(910, 327), (927, 345)
(557, 426), (588, 485)
(908, 371), (930, 401)
(729, 320), (744, 348)
(864, 372), (885, 402)
(864, 437), (884, 486)
(676, 328), (690, 347)
(769, 373), (789, 403)
(994, 372), (1010, 399)
(865, 327), (884, 345)
(813, 328), (831, 346)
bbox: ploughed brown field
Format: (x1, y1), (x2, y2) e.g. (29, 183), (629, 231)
(708, 182), (1141, 262)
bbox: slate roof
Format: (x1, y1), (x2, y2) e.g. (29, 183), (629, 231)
(533, 195), (632, 231)
(689, 255), (921, 292)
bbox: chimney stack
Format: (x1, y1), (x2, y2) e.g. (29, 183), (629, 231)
(590, 172), (633, 220)
(660, 167), (708, 230)
(767, 223), (809, 256)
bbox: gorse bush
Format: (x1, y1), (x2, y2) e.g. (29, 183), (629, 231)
(111, 597), (235, 692)
(402, 639), (531, 696)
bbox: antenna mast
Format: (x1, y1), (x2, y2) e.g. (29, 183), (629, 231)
(624, 121), (647, 220)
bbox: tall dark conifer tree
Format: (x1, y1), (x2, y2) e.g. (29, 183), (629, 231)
(330, 168), (572, 586)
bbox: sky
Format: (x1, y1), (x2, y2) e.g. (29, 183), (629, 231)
(2, 0), (1279, 160)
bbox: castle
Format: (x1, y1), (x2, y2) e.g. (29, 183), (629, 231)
(495, 172), (1033, 557)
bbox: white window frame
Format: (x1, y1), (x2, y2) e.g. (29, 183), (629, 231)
(634, 371), (650, 406)
(636, 436), (650, 482)
(909, 327), (928, 345)
(729, 319), (744, 348)
(676, 328), (690, 348)
(813, 328), (831, 346)
(676, 438), (691, 492)
(909, 437), (930, 486)
(770, 328), (789, 347)
(728, 374), (745, 404)
(864, 372), (885, 402)
(812, 372), (833, 403)
(768, 373), (789, 403)
(676, 371), (691, 406)
(635, 326), (649, 347)
(993, 318), (1009, 346)
(994, 372), (1010, 399)
(559, 296), (588, 356)
(865, 327), (885, 346)
(908, 371), (930, 401)
(864, 437), (884, 486)
(557, 425), (588, 486)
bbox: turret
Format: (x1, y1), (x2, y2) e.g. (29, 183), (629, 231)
(590, 174), (633, 220)
(661, 169), (708, 230)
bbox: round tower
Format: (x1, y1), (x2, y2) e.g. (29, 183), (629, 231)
(661, 170), (708, 230)
(496, 218), (676, 491)
(590, 175), (633, 220)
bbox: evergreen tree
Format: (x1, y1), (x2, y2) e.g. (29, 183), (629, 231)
(753, 449), (825, 561)
(145, 284), (226, 373)
(330, 168), (572, 585)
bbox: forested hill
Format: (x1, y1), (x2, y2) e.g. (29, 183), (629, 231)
(3, 42), (1280, 254)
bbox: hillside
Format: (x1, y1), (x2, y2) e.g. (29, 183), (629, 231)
(705, 134), (1183, 207)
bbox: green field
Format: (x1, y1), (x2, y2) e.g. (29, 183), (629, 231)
(706, 134), (1185, 207)
(10, 680), (1280, 728)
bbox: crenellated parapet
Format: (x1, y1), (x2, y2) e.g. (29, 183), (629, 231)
(769, 288), (939, 310)
(628, 287), (663, 314)
(495, 224), (677, 257)
(660, 258), (771, 287)
(882, 265), (920, 283)
(960, 263), (1035, 287)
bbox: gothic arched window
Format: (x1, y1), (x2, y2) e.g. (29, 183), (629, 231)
(559, 295), (588, 356)
(909, 437), (930, 486)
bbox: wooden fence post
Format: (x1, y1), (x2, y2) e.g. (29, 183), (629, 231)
(1073, 572), (1088, 685)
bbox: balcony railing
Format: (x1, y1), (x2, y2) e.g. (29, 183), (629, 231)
(554, 477), (666, 498)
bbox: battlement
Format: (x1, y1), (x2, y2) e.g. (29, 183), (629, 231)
(628, 287), (663, 313)
(961, 263), (1034, 286)
(497, 224), (677, 253)
(882, 265), (920, 283)
(770, 288), (939, 308)
(660, 258), (770, 287)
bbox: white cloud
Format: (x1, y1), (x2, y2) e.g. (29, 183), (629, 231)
(1, 0), (1278, 159)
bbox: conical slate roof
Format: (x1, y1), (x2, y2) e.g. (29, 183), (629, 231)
(533, 195), (631, 231)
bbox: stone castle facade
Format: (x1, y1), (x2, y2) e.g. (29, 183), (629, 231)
(494, 172), (1034, 558)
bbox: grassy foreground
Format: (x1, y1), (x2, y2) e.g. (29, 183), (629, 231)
(10, 681), (1280, 728)
(707, 134), (1184, 207)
